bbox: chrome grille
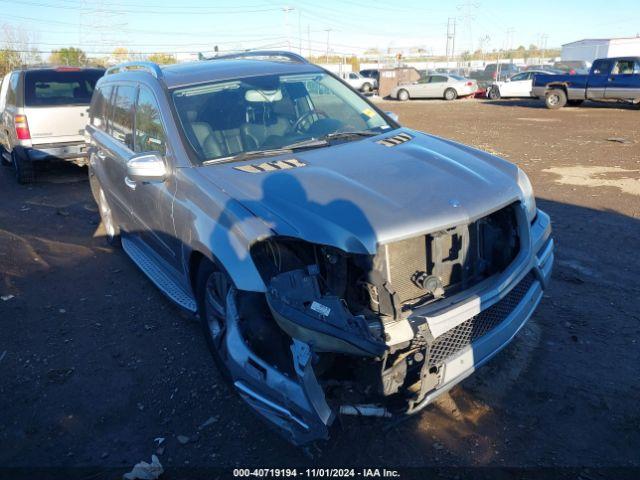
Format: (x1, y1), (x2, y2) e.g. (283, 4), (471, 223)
(427, 272), (536, 367)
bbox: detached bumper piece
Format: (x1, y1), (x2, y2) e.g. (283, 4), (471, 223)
(266, 267), (387, 357)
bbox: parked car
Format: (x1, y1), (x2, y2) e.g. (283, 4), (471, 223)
(487, 69), (562, 99)
(553, 60), (591, 75)
(469, 63), (520, 85)
(359, 68), (380, 83)
(0, 66), (105, 183)
(87, 51), (553, 446)
(338, 71), (377, 92)
(532, 56), (640, 109)
(390, 74), (478, 101)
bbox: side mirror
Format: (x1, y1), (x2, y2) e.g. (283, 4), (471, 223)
(385, 111), (399, 123)
(126, 153), (167, 184)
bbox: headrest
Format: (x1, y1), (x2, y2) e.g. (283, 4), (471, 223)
(185, 110), (198, 121)
(245, 89), (283, 103)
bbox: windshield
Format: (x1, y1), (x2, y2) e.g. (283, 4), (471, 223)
(172, 72), (392, 164)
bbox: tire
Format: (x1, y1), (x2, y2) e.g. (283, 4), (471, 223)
(196, 259), (233, 380)
(567, 100), (584, 107)
(94, 178), (121, 247)
(444, 88), (458, 101)
(12, 149), (35, 184)
(361, 82), (372, 93)
(545, 89), (567, 109)
(488, 86), (501, 100)
(397, 89), (410, 101)
(0, 144), (9, 166)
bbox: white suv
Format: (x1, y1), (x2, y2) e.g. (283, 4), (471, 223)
(0, 66), (104, 183)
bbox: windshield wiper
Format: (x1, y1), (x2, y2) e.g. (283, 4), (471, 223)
(202, 139), (329, 165)
(321, 130), (379, 141)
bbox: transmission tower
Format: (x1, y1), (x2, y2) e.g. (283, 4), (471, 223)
(79, 0), (128, 60)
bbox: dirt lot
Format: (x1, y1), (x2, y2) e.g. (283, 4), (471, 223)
(1, 98), (639, 478)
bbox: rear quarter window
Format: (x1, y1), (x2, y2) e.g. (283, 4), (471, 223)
(24, 70), (103, 107)
(90, 85), (112, 131)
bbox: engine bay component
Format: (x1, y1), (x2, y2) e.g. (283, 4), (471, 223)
(266, 266), (387, 357)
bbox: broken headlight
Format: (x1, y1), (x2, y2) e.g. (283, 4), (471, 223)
(517, 168), (537, 223)
(250, 238), (387, 357)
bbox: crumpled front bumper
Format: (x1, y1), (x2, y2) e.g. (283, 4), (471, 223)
(222, 209), (553, 445)
(403, 208), (553, 415)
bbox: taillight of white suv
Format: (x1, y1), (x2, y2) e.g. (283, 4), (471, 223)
(14, 115), (31, 140)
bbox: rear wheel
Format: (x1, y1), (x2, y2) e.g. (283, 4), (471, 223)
(488, 86), (501, 100)
(0, 144), (9, 166)
(444, 88), (458, 101)
(12, 149), (35, 184)
(545, 89), (567, 109)
(361, 82), (372, 93)
(397, 89), (409, 101)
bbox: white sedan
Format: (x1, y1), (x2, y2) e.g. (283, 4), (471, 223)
(487, 70), (559, 99)
(390, 74), (478, 101)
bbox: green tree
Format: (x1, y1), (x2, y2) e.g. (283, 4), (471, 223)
(147, 52), (177, 65)
(49, 47), (87, 66)
(0, 48), (21, 75)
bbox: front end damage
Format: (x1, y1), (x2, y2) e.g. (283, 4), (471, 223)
(220, 202), (554, 445)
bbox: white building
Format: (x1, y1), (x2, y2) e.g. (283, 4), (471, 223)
(561, 37), (640, 62)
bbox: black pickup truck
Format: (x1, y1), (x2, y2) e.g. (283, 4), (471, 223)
(532, 57), (640, 109)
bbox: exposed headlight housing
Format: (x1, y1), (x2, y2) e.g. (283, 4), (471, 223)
(517, 168), (537, 223)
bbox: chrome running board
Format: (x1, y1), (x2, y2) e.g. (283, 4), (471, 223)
(122, 235), (197, 312)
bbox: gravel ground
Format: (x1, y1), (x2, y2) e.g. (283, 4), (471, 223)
(1, 98), (639, 478)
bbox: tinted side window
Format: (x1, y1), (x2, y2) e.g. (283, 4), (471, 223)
(592, 60), (612, 75)
(90, 85), (112, 131)
(612, 60), (639, 75)
(109, 85), (136, 149)
(430, 76), (447, 83)
(6, 73), (19, 105)
(135, 87), (166, 155)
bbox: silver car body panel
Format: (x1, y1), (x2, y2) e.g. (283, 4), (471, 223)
(87, 57), (553, 445)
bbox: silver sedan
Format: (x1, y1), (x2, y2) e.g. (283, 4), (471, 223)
(390, 74), (478, 101)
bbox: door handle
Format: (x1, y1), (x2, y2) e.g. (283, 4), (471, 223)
(96, 149), (107, 160)
(124, 176), (137, 190)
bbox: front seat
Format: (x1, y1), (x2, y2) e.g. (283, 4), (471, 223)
(196, 93), (257, 158)
(186, 110), (224, 159)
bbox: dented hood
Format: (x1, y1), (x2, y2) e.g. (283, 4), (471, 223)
(198, 129), (522, 254)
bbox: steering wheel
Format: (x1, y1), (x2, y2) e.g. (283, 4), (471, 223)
(292, 109), (329, 133)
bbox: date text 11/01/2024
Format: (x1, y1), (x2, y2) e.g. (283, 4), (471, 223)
(233, 468), (401, 477)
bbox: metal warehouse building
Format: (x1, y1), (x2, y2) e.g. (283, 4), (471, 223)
(561, 36), (640, 62)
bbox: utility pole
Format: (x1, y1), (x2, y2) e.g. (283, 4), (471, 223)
(446, 17), (456, 66)
(282, 6), (294, 51)
(324, 28), (332, 63)
(457, 1), (479, 59)
(307, 24), (311, 58)
(298, 10), (302, 55)
(479, 34), (490, 64)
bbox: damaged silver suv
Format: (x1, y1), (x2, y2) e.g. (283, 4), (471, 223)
(87, 51), (554, 445)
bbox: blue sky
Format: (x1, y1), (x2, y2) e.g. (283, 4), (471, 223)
(2, 0), (639, 58)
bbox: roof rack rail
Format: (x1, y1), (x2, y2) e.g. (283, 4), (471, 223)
(105, 61), (163, 79)
(206, 50), (309, 64)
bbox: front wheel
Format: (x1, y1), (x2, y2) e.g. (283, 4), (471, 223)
(196, 260), (233, 379)
(397, 89), (410, 101)
(488, 86), (501, 100)
(94, 179), (121, 247)
(545, 89), (567, 109)
(444, 88), (458, 101)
